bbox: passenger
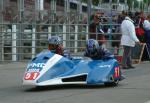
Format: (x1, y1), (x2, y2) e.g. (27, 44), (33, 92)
(48, 36), (64, 55)
(84, 39), (114, 60)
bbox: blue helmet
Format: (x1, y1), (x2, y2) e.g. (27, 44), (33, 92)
(48, 36), (62, 45)
(86, 39), (99, 54)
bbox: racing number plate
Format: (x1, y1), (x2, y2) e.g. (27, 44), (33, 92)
(24, 72), (40, 80)
(114, 67), (120, 78)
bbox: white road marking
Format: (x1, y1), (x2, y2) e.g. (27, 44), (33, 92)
(145, 100), (150, 103)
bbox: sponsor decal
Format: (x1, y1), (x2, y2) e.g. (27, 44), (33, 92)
(99, 65), (111, 68)
(27, 63), (45, 68)
(28, 68), (40, 72)
(27, 63), (45, 72)
(25, 63), (45, 80)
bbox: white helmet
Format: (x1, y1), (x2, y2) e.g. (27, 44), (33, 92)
(48, 36), (62, 45)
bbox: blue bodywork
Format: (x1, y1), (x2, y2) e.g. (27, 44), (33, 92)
(23, 50), (124, 86)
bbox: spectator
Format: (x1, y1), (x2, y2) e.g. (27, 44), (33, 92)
(143, 15), (150, 30)
(121, 15), (140, 69)
(117, 11), (127, 24)
(84, 39), (114, 60)
(89, 12), (106, 46)
(143, 15), (150, 54)
(135, 11), (146, 43)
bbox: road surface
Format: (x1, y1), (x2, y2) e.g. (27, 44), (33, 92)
(0, 62), (150, 103)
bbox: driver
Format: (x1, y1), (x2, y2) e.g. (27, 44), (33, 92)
(84, 39), (114, 60)
(48, 36), (64, 55)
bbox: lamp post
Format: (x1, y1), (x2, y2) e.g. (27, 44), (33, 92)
(87, 0), (92, 35)
(87, 0), (92, 22)
(137, 0), (143, 11)
(132, 1), (135, 12)
(125, 0), (127, 12)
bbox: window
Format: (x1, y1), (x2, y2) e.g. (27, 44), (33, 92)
(82, 6), (87, 12)
(10, 0), (17, 2)
(102, 0), (109, 3)
(70, 2), (77, 10)
(45, 0), (49, 3)
(120, 0), (125, 3)
(57, 0), (64, 6)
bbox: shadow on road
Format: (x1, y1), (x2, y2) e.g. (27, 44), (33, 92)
(24, 84), (120, 92)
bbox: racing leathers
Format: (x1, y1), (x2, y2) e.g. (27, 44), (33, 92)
(84, 47), (114, 60)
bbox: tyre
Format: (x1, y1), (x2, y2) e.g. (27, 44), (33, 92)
(104, 79), (119, 86)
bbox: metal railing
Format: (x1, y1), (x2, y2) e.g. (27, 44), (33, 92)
(0, 22), (122, 62)
(0, 0), (125, 62)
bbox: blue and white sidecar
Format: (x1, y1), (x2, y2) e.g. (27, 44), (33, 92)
(23, 50), (124, 86)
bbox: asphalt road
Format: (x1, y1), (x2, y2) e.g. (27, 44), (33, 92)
(0, 62), (150, 103)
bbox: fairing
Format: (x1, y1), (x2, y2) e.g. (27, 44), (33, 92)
(23, 50), (124, 86)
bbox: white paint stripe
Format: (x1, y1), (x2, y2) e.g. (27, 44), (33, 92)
(60, 73), (88, 79)
(35, 54), (62, 80)
(145, 100), (150, 103)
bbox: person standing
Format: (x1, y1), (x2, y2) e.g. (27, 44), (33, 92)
(143, 15), (150, 54)
(89, 12), (106, 46)
(121, 16), (140, 69)
(135, 11), (146, 43)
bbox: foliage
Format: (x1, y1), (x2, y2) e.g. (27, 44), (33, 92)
(82, 0), (99, 5)
(82, 0), (150, 10)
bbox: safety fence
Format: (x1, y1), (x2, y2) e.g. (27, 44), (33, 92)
(0, 22), (122, 62)
(1, 0), (149, 62)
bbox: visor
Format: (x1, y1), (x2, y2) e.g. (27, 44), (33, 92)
(48, 44), (57, 51)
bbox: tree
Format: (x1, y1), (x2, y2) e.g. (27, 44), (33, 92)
(82, 0), (99, 5)
(82, 0), (150, 11)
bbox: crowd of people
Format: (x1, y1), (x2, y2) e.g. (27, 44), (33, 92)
(89, 11), (149, 44)
(88, 10), (150, 69)
(47, 10), (150, 70)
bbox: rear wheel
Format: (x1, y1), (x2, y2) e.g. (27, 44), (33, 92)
(113, 79), (119, 86)
(104, 80), (119, 86)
